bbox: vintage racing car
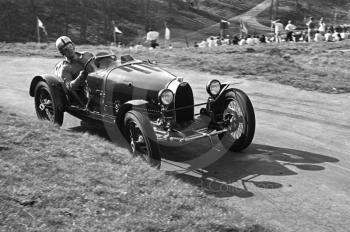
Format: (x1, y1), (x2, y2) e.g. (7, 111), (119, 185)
(29, 54), (255, 167)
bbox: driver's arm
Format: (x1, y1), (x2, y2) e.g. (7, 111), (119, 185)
(60, 66), (87, 91)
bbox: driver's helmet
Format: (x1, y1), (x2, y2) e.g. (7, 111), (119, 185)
(56, 36), (73, 52)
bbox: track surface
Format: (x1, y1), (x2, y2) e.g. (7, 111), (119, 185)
(0, 56), (350, 231)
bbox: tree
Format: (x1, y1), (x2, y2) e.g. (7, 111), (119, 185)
(193, 0), (199, 9)
(269, 0), (279, 20)
(102, 0), (112, 41)
(274, 0), (279, 19)
(78, 0), (88, 43)
(269, 0), (274, 20)
(144, 0), (151, 31)
(167, 0), (173, 12)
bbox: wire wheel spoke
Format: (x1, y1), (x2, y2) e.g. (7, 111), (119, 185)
(128, 122), (148, 157)
(45, 105), (54, 110)
(224, 100), (245, 138)
(237, 115), (244, 124)
(34, 82), (64, 126)
(138, 144), (149, 161)
(123, 111), (160, 168)
(128, 123), (137, 153)
(43, 92), (54, 118)
(37, 89), (54, 120)
(231, 123), (244, 139)
(45, 108), (54, 121)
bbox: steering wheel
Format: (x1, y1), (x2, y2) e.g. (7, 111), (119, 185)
(84, 54), (117, 70)
(83, 56), (95, 71)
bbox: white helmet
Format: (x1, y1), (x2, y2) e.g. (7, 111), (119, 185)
(55, 36), (73, 51)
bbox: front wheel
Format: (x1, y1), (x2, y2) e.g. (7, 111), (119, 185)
(124, 110), (161, 168)
(34, 81), (64, 126)
(218, 89), (255, 152)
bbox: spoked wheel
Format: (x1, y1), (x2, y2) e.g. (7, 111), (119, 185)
(218, 89), (255, 152)
(223, 99), (245, 139)
(124, 110), (161, 168)
(34, 81), (64, 126)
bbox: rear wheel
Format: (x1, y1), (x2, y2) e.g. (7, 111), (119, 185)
(34, 81), (64, 126)
(218, 89), (255, 151)
(124, 110), (161, 168)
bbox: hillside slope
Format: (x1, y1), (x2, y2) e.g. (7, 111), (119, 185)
(1, 0), (261, 44)
(0, 0), (349, 44)
(257, 0), (350, 30)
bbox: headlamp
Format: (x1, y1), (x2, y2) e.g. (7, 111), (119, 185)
(206, 79), (221, 96)
(158, 89), (174, 106)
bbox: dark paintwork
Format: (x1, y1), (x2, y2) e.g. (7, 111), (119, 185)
(30, 56), (192, 127)
(103, 62), (177, 116)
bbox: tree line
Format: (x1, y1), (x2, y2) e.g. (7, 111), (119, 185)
(0, 0), (194, 44)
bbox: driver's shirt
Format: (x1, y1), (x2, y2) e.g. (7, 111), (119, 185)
(55, 51), (93, 91)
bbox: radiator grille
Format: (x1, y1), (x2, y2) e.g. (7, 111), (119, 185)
(175, 83), (194, 123)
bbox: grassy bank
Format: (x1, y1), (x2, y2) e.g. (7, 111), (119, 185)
(1, 40), (350, 94)
(0, 107), (271, 231)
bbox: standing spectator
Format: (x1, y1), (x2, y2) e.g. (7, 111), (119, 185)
(318, 17), (326, 35)
(285, 20), (297, 42)
(219, 19), (230, 39)
(146, 28), (160, 48)
(271, 19), (284, 43)
(306, 17), (316, 42)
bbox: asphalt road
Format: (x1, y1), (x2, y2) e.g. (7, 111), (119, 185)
(0, 56), (350, 231)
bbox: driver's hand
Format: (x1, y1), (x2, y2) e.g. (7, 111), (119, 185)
(79, 70), (88, 79)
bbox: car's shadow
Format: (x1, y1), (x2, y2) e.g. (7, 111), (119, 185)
(69, 122), (339, 198)
(164, 142), (339, 198)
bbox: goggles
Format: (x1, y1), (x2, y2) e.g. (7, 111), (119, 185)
(59, 43), (74, 54)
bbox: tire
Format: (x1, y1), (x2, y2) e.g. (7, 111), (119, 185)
(124, 110), (161, 168)
(218, 89), (255, 152)
(34, 81), (64, 126)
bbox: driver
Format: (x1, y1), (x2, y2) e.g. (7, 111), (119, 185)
(55, 36), (93, 92)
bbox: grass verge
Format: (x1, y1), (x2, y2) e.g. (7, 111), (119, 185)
(1, 40), (350, 94)
(0, 107), (271, 231)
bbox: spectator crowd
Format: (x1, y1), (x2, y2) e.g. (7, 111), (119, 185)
(125, 17), (350, 51)
(193, 17), (350, 48)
